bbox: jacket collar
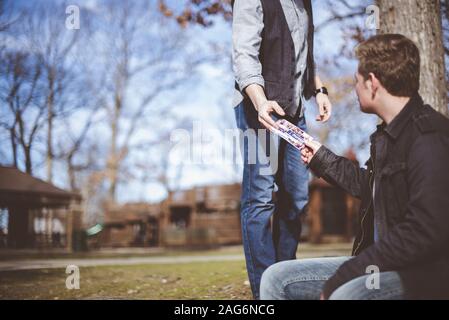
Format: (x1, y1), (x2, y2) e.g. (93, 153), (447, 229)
(384, 93), (423, 140)
(370, 93), (423, 142)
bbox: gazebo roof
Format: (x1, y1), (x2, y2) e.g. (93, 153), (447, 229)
(0, 166), (81, 208)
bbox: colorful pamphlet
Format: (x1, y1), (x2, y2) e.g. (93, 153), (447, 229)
(272, 119), (314, 151)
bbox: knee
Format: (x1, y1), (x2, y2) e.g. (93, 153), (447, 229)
(241, 185), (273, 211)
(328, 272), (404, 300)
(260, 263), (288, 300)
(328, 277), (366, 300)
(244, 194), (274, 223)
(328, 286), (351, 300)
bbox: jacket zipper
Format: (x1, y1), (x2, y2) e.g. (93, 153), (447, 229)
(354, 157), (375, 255)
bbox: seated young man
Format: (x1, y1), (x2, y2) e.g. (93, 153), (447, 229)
(260, 34), (449, 300)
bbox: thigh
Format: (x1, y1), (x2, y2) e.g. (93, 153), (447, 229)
(329, 271), (404, 300)
(261, 256), (351, 300)
(278, 116), (309, 218)
(234, 99), (264, 131)
(235, 101), (279, 204)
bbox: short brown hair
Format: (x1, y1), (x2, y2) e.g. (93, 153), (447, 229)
(355, 34), (420, 97)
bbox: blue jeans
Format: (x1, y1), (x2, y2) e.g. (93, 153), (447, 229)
(260, 257), (405, 300)
(235, 100), (309, 299)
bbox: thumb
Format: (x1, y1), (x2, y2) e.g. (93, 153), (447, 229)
(304, 138), (320, 153)
(273, 102), (286, 116)
(303, 138), (314, 149)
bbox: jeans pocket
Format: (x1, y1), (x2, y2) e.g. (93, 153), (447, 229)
(234, 102), (245, 130)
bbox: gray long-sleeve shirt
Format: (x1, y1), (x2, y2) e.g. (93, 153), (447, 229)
(232, 0), (309, 117)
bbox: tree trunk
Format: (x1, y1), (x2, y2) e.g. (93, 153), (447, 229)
(9, 127), (17, 168)
(46, 69), (55, 182)
(377, 0), (448, 116)
(47, 107), (53, 181)
(67, 156), (77, 191)
(107, 91), (121, 202)
(24, 146), (32, 175)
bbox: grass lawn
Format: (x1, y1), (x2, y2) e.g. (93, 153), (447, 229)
(0, 260), (252, 300)
(0, 242), (352, 299)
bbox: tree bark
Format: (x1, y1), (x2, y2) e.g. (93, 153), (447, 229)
(24, 145), (32, 175)
(9, 127), (17, 168)
(377, 0), (448, 116)
(46, 68), (55, 183)
(107, 89), (122, 202)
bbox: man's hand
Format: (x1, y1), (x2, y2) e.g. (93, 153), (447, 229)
(300, 138), (322, 165)
(244, 84), (286, 131)
(315, 92), (332, 122)
(256, 100), (286, 131)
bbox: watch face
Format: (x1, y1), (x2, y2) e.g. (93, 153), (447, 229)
(272, 119), (314, 151)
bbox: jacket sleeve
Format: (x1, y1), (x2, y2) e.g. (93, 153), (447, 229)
(308, 145), (369, 199)
(322, 133), (449, 299)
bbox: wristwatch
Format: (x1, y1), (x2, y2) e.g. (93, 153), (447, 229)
(314, 87), (328, 97)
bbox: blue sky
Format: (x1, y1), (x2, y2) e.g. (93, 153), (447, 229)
(151, 1), (378, 200)
(0, 1), (382, 207)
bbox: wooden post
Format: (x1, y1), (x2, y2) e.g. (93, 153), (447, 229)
(66, 200), (83, 253)
(159, 198), (169, 246)
(7, 205), (30, 248)
(66, 204), (73, 253)
(308, 187), (322, 244)
(48, 208), (53, 248)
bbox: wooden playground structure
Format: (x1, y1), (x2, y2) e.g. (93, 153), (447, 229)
(0, 163), (360, 250)
(96, 180), (358, 248)
(0, 166), (83, 251)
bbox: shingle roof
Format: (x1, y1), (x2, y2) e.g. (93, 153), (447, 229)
(0, 166), (81, 207)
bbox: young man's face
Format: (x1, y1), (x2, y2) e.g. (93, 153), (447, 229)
(354, 71), (375, 114)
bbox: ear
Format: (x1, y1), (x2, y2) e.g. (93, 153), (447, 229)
(368, 72), (379, 99)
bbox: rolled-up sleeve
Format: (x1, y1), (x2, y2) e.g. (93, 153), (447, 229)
(232, 0), (265, 93)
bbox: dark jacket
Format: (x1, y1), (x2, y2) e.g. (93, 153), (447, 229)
(309, 94), (449, 299)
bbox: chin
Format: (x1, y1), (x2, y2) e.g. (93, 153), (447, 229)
(359, 102), (374, 114)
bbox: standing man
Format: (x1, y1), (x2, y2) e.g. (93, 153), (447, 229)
(232, 0), (332, 299)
